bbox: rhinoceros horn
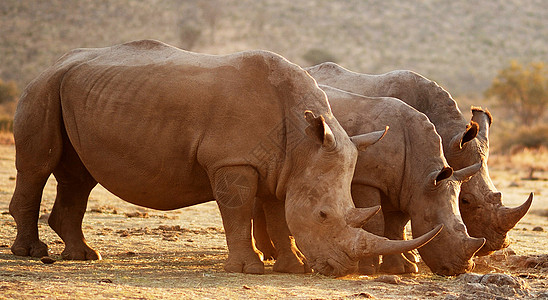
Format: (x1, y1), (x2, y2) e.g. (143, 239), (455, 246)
(465, 237), (486, 257)
(350, 126), (389, 151)
(345, 205), (381, 228)
(354, 224), (443, 257)
(452, 161), (482, 182)
(497, 193), (534, 232)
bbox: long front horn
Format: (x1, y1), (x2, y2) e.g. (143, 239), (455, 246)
(453, 161), (482, 182)
(354, 224), (443, 257)
(497, 193), (534, 232)
(345, 206), (381, 228)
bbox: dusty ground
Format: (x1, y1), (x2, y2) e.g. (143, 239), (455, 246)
(0, 144), (546, 299)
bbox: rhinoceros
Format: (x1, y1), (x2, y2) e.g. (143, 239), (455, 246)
(305, 62), (533, 256)
(255, 86), (485, 276)
(8, 40), (440, 276)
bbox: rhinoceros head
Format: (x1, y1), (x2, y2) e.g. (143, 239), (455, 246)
(284, 111), (440, 276)
(446, 107), (533, 256)
(408, 162), (486, 276)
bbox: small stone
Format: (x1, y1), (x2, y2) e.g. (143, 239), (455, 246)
(352, 292), (375, 298)
(532, 226), (544, 232)
(373, 275), (401, 284)
(99, 279), (112, 283)
(40, 256), (56, 264)
(457, 273), (482, 283)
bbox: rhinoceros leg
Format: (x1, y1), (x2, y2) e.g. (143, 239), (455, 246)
(212, 166), (264, 274)
(9, 98), (63, 258)
(9, 172), (52, 258)
(380, 211), (418, 274)
(252, 198), (277, 260)
(48, 137), (100, 260)
(351, 184), (384, 275)
(260, 197), (311, 274)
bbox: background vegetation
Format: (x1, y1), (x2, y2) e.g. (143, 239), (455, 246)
(0, 0), (547, 153)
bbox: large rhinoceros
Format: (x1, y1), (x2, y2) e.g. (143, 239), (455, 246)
(305, 62), (533, 256)
(8, 40), (440, 276)
(255, 86), (485, 276)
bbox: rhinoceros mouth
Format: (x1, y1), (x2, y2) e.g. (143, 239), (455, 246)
(310, 254), (356, 276)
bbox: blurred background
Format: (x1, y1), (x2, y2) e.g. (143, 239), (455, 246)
(0, 0), (547, 162)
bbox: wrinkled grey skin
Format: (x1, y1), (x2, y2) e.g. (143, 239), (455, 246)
(306, 62), (532, 256)
(9, 40), (439, 276)
(255, 87), (485, 276)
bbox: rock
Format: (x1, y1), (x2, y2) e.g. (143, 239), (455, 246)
(373, 275), (401, 284)
(40, 256), (56, 264)
(532, 226), (544, 232)
(479, 273), (527, 289)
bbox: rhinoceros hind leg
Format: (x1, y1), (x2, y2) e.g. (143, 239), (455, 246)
(48, 138), (99, 260)
(9, 172), (52, 258)
(213, 166), (264, 274)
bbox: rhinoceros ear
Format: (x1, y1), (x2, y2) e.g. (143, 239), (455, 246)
(350, 126), (389, 151)
(471, 106), (492, 143)
(450, 121), (478, 150)
(433, 167), (453, 185)
(304, 110), (336, 150)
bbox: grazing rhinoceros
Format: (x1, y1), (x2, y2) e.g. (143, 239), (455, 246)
(255, 86), (485, 276)
(8, 40), (440, 276)
(305, 62), (533, 256)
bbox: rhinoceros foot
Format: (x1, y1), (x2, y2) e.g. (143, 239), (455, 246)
(273, 250), (312, 274)
(358, 256), (380, 275)
(380, 252), (418, 274)
(224, 252), (264, 274)
(11, 238), (48, 258)
(61, 244), (102, 260)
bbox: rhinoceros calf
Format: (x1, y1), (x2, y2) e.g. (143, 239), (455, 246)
(256, 86), (486, 276)
(306, 63), (533, 256)
(8, 40), (440, 276)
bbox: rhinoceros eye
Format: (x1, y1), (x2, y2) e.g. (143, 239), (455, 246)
(319, 210), (328, 221)
(460, 198), (470, 205)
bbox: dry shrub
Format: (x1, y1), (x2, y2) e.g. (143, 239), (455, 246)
(508, 146), (548, 179)
(495, 124), (548, 153)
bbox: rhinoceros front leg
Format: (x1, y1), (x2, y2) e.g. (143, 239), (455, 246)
(259, 196), (311, 274)
(351, 184), (384, 275)
(252, 197), (277, 260)
(48, 140), (100, 260)
(213, 166), (264, 274)
(380, 211), (419, 274)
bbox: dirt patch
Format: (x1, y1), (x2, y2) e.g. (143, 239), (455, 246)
(0, 145), (547, 299)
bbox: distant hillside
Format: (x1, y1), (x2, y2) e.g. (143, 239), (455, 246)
(1, 0), (547, 96)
